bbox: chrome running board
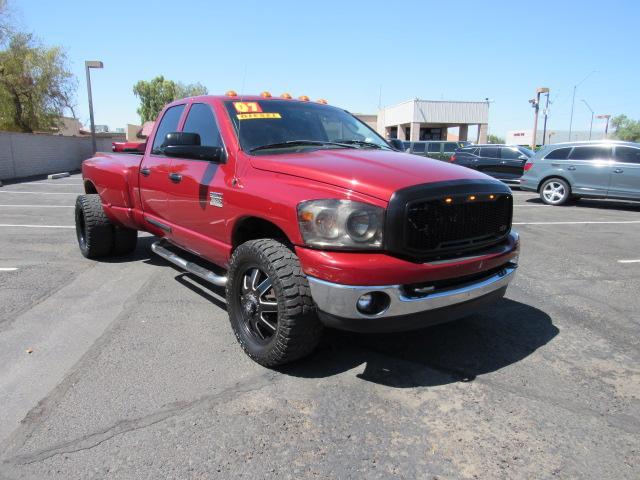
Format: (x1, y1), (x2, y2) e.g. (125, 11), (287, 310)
(151, 239), (227, 287)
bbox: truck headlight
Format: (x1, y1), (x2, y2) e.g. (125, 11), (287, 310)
(297, 199), (384, 249)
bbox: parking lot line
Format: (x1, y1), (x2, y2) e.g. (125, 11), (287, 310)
(0, 224), (74, 229)
(0, 267), (18, 271)
(19, 182), (84, 186)
(0, 204), (74, 208)
(513, 205), (550, 207)
(618, 259), (640, 264)
(0, 191), (77, 195)
(514, 221), (640, 225)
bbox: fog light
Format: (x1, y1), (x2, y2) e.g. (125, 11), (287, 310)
(356, 291), (390, 316)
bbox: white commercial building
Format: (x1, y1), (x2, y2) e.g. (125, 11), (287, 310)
(505, 129), (607, 147)
(376, 99), (490, 143)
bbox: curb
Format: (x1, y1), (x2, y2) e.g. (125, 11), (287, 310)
(47, 172), (70, 180)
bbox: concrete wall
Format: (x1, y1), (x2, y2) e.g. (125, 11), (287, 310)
(0, 132), (117, 181)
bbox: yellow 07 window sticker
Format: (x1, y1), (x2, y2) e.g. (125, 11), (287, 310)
(237, 112), (282, 120)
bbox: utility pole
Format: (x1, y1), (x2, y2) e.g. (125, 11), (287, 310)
(530, 87), (549, 149)
(581, 99), (594, 140)
(85, 60), (104, 155)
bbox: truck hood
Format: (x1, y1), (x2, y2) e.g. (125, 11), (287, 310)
(250, 149), (495, 201)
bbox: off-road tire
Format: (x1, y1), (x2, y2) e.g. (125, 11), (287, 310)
(75, 194), (114, 259)
(113, 226), (138, 256)
(226, 239), (323, 367)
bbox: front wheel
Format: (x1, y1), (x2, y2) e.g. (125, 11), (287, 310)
(226, 239), (322, 367)
(540, 178), (571, 205)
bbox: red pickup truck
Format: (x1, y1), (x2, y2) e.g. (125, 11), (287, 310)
(77, 93), (519, 366)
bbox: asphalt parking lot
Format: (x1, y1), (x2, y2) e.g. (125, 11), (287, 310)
(0, 173), (638, 479)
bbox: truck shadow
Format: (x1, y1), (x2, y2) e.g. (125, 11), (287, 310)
(281, 298), (557, 388)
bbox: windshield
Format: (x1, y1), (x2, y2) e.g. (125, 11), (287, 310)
(224, 100), (391, 154)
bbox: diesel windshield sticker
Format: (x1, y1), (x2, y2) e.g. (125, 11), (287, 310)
(237, 113), (282, 120)
(233, 101), (262, 113)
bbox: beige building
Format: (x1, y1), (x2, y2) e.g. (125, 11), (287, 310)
(374, 99), (489, 143)
(54, 117), (83, 136)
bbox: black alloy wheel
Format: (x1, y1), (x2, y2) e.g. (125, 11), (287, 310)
(237, 266), (279, 343)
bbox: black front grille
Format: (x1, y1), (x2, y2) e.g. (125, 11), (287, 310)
(405, 195), (512, 252)
(384, 180), (513, 261)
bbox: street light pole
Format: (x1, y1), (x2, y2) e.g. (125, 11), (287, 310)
(596, 114), (611, 138)
(581, 99), (594, 140)
(569, 70), (597, 141)
(85, 60), (104, 155)
(541, 91), (550, 145)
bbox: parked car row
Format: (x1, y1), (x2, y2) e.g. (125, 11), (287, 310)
(391, 137), (640, 205)
(400, 140), (471, 159)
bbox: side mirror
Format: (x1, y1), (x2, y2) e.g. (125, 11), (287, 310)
(387, 138), (405, 151)
(162, 132), (223, 162)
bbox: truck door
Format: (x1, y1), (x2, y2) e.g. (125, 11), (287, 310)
(139, 104), (186, 225)
(164, 102), (230, 265)
(609, 145), (640, 199)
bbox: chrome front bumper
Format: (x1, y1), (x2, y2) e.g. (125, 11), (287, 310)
(307, 262), (517, 321)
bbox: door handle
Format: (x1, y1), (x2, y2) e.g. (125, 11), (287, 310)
(613, 168), (624, 174)
(140, 167), (151, 176)
(168, 173), (182, 183)
(567, 166), (576, 171)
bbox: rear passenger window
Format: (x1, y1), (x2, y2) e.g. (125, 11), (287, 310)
(544, 147), (571, 160)
(500, 147), (522, 159)
(614, 146), (640, 164)
(569, 146), (612, 160)
(428, 143), (441, 153)
(444, 142), (458, 152)
(412, 143), (426, 153)
(479, 147), (498, 157)
(151, 104), (186, 154)
(183, 103), (222, 148)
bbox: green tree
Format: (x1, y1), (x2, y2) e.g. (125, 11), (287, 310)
(176, 81), (208, 99)
(611, 114), (640, 142)
(487, 134), (505, 144)
(133, 76), (208, 123)
(0, 0), (11, 44)
(0, 32), (76, 132)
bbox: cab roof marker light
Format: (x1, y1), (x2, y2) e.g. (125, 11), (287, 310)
(260, 91), (272, 98)
(280, 92), (292, 99)
(317, 98), (328, 104)
(469, 195), (476, 201)
(298, 95), (310, 101)
(225, 90), (238, 97)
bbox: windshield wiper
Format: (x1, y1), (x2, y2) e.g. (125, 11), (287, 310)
(332, 139), (387, 149)
(249, 140), (356, 153)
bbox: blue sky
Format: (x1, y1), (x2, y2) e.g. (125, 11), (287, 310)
(13, 0), (640, 137)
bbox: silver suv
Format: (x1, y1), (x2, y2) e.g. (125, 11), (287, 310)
(520, 141), (640, 205)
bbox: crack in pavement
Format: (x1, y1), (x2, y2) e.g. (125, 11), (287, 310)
(2, 370), (280, 467)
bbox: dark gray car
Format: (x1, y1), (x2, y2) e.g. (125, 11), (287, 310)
(520, 141), (640, 205)
(450, 144), (534, 185)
